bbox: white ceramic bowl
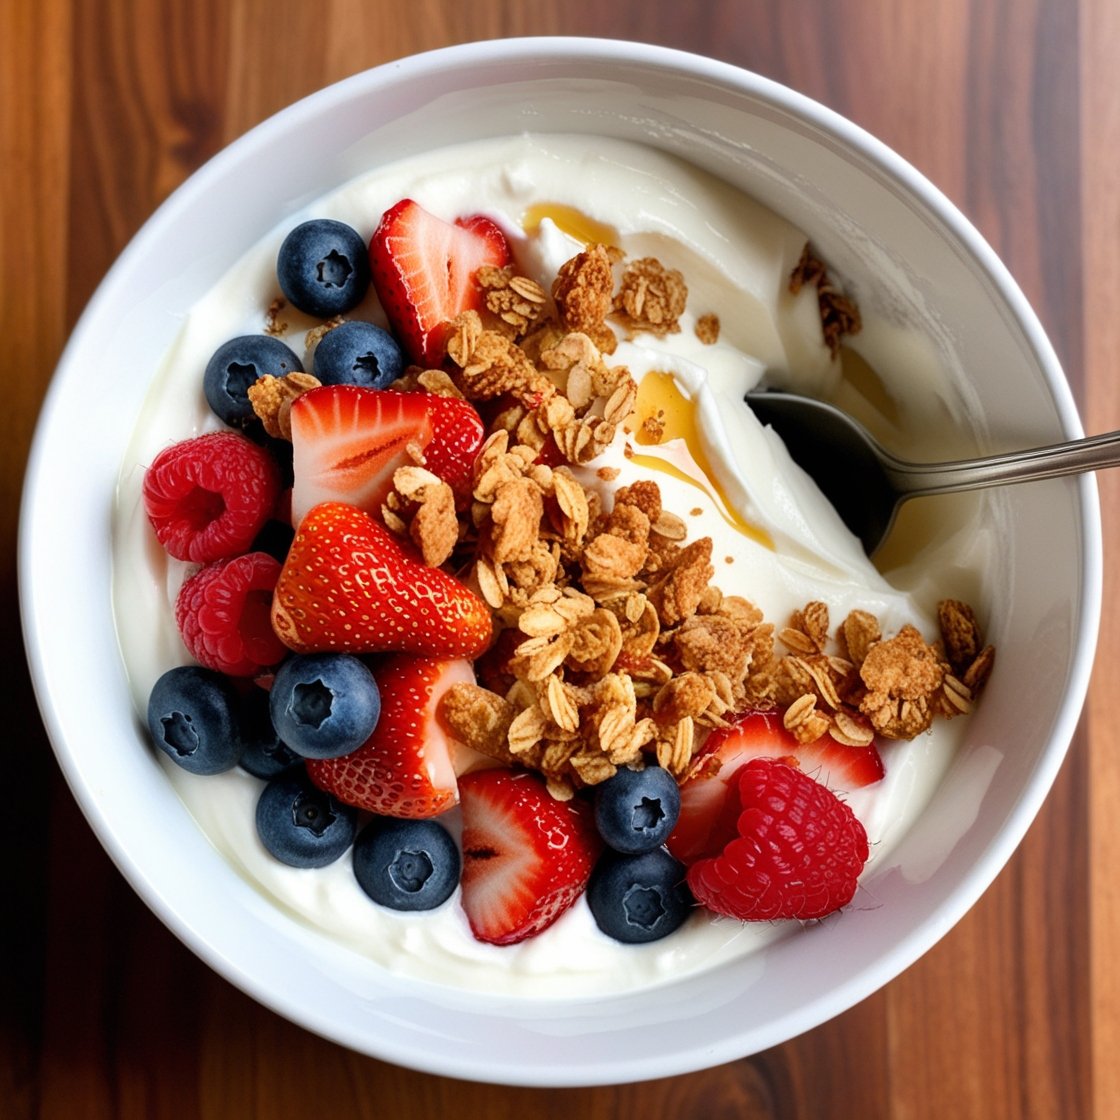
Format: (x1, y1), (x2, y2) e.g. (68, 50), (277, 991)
(20, 38), (1100, 1085)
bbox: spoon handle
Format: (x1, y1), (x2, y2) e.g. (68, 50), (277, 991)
(884, 428), (1120, 497)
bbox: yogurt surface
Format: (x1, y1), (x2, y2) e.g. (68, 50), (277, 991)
(112, 133), (979, 997)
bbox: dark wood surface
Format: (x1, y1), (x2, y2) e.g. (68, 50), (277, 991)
(5, 1), (1113, 1115)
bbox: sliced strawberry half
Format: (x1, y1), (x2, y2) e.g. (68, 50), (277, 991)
(306, 653), (478, 818)
(289, 384), (484, 527)
(270, 501), (493, 658)
(666, 709), (884, 865)
(458, 769), (602, 946)
(369, 198), (511, 367)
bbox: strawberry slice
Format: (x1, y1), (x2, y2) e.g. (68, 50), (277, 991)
(458, 769), (602, 946)
(369, 198), (512, 366)
(666, 709), (884, 865)
(289, 384), (484, 527)
(307, 653), (477, 818)
(270, 501), (492, 657)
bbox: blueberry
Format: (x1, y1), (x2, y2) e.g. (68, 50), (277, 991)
(312, 320), (404, 390)
(277, 219), (370, 318)
(593, 765), (681, 853)
(237, 687), (301, 779)
(586, 848), (694, 944)
(240, 737), (302, 781)
(203, 335), (303, 428)
(255, 771), (357, 868)
(352, 817), (460, 911)
(269, 653), (380, 760)
(146, 665), (244, 775)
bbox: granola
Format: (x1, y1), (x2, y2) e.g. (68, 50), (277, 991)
(254, 237), (993, 797)
(476, 264), (549, 339)
(551, 243), (619, 354)
(613, 257), (688, 338)
(436, 225), (989, 788)
(247, 371), (322, 439)
(381, 466), (460, 568)
(695, 313), (720, 345)
(789, 242), (862, 358)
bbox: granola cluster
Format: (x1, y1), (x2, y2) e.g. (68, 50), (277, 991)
(773, 599), (993, 746)
(247, 371), (321, 439)
(250, 238), (993, 801)
(790, 243), (862, 357)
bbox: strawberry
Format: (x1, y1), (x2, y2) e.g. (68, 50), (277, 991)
(666, 709), (883, 865)
(457, 769), (602, 946)
(686, 757), (870, 921)
(289, 384), (485, 527)
(270, 501), (492, 657)
(307, 653), (476, 818)
(369, 198), (511, 366)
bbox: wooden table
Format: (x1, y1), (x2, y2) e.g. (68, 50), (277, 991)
(5, 2), (1114, 1115)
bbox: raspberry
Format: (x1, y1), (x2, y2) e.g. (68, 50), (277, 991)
(686, 757), (869, 921)
(143, 430), (281, 563)
(175, 551), (287, 676)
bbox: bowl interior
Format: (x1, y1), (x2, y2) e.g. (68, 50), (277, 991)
(20, 38), (1100, 1085)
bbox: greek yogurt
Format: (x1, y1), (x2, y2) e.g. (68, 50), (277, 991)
(112, 133), (983, 997)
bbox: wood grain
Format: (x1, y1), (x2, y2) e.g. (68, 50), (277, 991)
(4, 0), (1108, 1115)
(1084, 1), (1120, 1118)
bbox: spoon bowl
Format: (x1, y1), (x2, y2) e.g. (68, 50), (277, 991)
(746, 389), (1120, 554)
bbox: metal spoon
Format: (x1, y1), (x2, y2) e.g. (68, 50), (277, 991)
(744, 389), (1120, 555)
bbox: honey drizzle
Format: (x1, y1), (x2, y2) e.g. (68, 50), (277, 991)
(629, 371), (772, 548)
(521, 203), (619, 246)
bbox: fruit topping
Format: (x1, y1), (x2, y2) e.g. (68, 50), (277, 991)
(288, 384), (485, 526)
(270, 502), (492, 658)
(586, 847), (694, 944)
(146, 665), (245, 775)
(175, 551), (287, 677)
(143, 430), (282, 564)
(268, 652), (381, 760)
(369, 198), (511, 366)
(457, 768), (601, 946)
(236, 684), (302, 780)
(311, 320), (404, 390)
(306, 653), (474, 818)
(277, 218), (371, 318)
(203, 335), (303, 429)
(352, 817), (461, 911)
(667, 709), (883, 865)
(593, 764), (681, 854)
(255, 770), (358, 869)
(685, 757), (870, 921)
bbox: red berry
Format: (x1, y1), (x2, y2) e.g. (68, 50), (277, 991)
(307, 653), (474, 818)
(143, 430), (281, 563)
(458, 769), (601, 945)
(288, 384), (484, 527)
(667, 709), (883, 865)
(686, 757), (870, 922)
(369, 198), (512, 366)
(175, 551), (287, 676)
(271, 502), (492, 658)
(531, 433), (566, 468)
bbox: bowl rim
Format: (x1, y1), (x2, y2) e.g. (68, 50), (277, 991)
(19, 35), (1102, 1085)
